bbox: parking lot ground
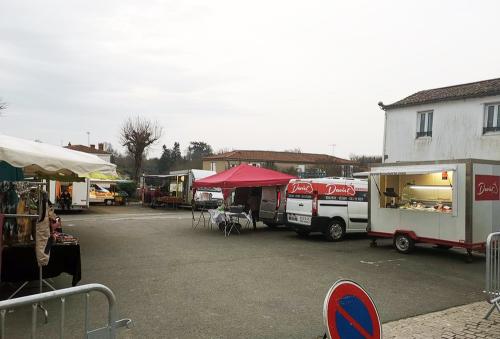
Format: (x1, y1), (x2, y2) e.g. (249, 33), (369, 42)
(0, 205), (487, 338)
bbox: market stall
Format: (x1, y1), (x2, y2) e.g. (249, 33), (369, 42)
(192, 164), (295, 235)
(0, 134), (116, 297)
(368, 159), (500, 259)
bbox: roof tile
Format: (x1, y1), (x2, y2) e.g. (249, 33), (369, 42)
(384, 77), (500, 109)
(203, 150), (352, 164)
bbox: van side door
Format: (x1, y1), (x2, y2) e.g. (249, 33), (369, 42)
(260, 187), (277, 221)
(346, 180), (368, 231)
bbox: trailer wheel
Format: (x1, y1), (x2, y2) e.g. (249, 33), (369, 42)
(394, 233), (415, 254)
(324, 219), (345, 242)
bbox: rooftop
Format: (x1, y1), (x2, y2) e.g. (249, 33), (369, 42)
(203, 150), (352, 164)
(65, 143), (110, 155)
(383, 77), (500, 109)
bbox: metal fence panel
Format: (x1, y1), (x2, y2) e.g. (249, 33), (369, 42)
(0, 283), (132, 339)
(485, 232), (500, 319)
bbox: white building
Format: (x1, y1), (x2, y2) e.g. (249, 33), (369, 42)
(380, 78), (500, 163)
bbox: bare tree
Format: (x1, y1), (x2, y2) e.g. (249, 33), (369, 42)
(120, 117), (163, 181)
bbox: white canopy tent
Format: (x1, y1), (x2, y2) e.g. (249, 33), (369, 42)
(0, 134), (117, 179)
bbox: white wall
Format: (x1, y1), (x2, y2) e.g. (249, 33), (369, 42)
(473, 163), (500, 243)
(384, 95), (500, 162)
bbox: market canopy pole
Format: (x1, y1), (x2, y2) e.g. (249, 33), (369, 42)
(0, 134), (117, 180)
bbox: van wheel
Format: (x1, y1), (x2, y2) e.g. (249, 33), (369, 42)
(394, 233), (415, 254)
(296, 230), (309, 237)
(324, 220), (345, 242)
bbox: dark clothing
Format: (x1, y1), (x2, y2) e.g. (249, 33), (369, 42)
(251, 210), (258, 229)
(2, 243), (81, 286)
(247, 194), (260, 230)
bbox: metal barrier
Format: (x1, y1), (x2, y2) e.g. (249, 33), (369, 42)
(0, 283), (132, 339)
(485, 232), (500, 319)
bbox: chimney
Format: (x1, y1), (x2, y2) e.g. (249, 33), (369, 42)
(90, 144), (96, 150)
(98, 143), (104, 151)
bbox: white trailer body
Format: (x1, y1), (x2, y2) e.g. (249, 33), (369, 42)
(368, 159), (500, 253)
(169, 169), (223, 208)
(49, 179), (90, 211)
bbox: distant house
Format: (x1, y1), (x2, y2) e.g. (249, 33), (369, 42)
(202, 150), (354, 177)
(380, 77), (500, 163)
(65, 142), (112, 163)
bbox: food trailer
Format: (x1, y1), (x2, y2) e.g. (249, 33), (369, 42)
(141, 169), (223, 209)
(368, 159), (500, 260)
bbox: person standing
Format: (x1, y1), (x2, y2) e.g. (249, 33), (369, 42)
(247, 189), (260, 230)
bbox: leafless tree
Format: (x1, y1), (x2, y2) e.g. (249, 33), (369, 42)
(120, 117), (163, 181)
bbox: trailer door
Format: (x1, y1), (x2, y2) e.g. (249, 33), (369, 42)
(72, 181), (89, 207)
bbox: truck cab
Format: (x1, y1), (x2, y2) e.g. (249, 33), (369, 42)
(285, 177), (368, 241)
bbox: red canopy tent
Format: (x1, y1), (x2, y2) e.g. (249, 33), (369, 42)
(192, 164), (296, 189)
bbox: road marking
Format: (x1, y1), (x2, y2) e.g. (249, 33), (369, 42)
(360, 258), (405, 266)
(63, 213), (190, 222)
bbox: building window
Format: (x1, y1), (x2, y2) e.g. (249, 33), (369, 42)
(483, 104), (500, 134)
(210, 162), (216, 171)
(416, 111), (433, 138)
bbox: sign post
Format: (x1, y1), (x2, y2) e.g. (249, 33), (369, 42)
(323, 279), (381, 339)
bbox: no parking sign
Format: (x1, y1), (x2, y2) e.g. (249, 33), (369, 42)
(323, 279), (381, 339)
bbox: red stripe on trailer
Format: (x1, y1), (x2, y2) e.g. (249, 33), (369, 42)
(368, 231), (485, 250)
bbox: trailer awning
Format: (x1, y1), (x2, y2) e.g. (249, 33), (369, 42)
(369, 164), (457, 175)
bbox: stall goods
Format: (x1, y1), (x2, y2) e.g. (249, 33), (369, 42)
(285, 177), (368, 241)
(368, 159), (500, 259)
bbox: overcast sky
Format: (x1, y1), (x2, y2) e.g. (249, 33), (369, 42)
(1, 0), (500, 159)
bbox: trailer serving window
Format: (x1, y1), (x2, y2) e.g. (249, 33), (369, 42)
(372, 166), (456, 214)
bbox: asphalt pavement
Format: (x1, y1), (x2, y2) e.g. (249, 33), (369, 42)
(1, 205), (486, 338)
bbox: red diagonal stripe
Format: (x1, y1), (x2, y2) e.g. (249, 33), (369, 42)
(335, 300), (375, 339)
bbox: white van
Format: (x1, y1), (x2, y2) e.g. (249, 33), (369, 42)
(285, 177), (368, 241)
